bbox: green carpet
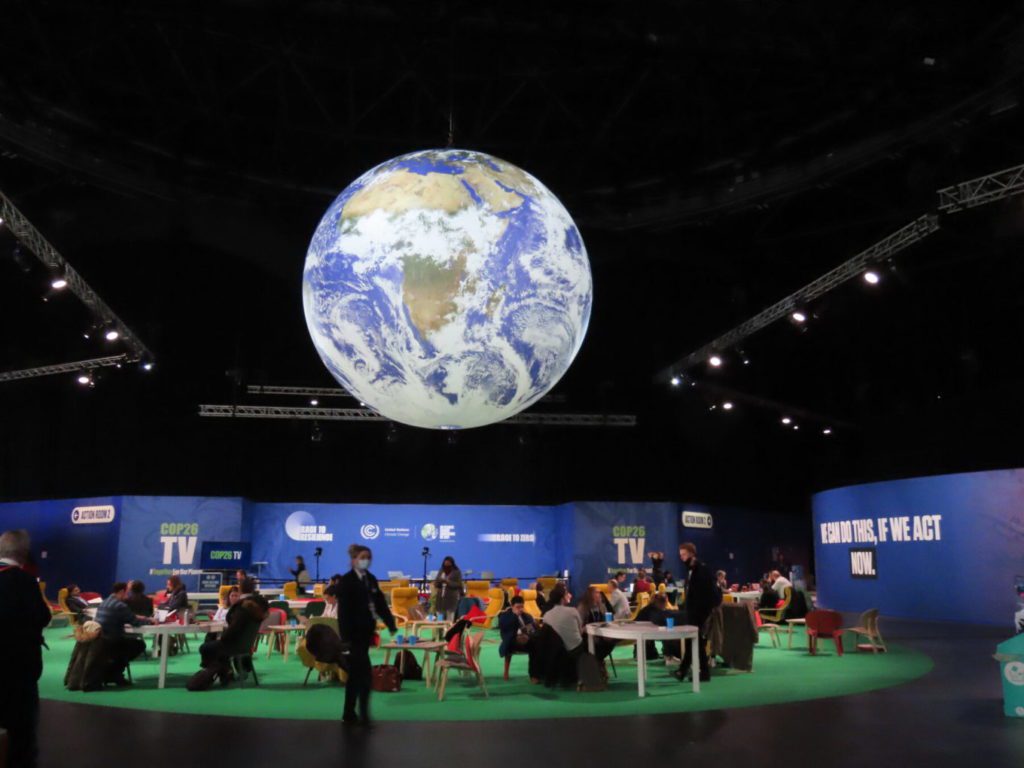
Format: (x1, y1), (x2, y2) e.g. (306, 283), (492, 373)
(38, 627), (932, 721)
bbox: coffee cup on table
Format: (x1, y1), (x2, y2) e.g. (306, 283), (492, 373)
(605, 612), (614, 623)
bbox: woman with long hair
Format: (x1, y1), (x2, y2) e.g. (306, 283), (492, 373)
(432, 555), (463, 620)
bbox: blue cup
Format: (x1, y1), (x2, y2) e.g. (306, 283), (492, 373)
(605, 612), (614, 623)
(666, 617), (675, 629)
(395, 634), (405, 645)
(408, 635), (418, 645)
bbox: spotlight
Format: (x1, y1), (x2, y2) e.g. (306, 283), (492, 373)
(670, 376), (681, 387)
(793, 424), (799, 430)
(51, 277), (68, 290)
(743, 357), (750, 366)
(722, 402), (734, 410)
(709, 355), (723, 368)
(863, 271), (880, 285)
(142, 362), (154, 372)
(310, 398), (319, 406)
(823, 428), (832, 435)
(76, 373), (93, 386)
(791, 311), (807, 324)
(781, 417), (792, 425)
(104, 329), (119, 341)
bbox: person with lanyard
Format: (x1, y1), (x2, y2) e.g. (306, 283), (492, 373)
(337, 544), (396, 726)
(0, 530), (52, 768)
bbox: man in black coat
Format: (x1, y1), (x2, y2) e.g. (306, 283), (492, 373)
(337, 545), (396, 725)
(0, 530), (52, 768)
(674, 541), (718, 683)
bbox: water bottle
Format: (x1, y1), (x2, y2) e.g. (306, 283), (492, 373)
(604, 611), (613, 623)
(666, 616), (675, 629)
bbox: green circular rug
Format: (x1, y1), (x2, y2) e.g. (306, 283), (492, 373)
(39, 627), (932, 721)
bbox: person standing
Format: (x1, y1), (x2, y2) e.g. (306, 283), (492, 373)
(290, 556), (311, 594)
(338, 544), (395, 726)
(674, 541), (716, 683)
(0, 530), (55, 768)
(432, 556), (463, 620)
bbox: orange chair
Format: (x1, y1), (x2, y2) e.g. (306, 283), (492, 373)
(805, 610), (845, 656)
(437, 630), (488, 701)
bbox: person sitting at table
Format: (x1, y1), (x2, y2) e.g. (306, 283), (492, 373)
(576, 587), (616, 662)
(213, 587), (240, 622)
(715, 570), (729, 592)
(607, 579), (631, 620)
(234, 569), (247, 586)
(158, 575), (189, 617)
(197, 583), (269, 685)
(321, 584), (339, 618)
(533, 582), (550, 615)
(124, 580), (154, 617)
(769, 570), (792, 600)
(634, 568), (653, 596)
(634, 593), (683, 660)
(432, 556), (463, 621)
(95, 582), (156, 688)
(543, 585), (585, 657)
(758, 578), (778, 610)
(498, 595), (536, 662)
(290, 556), (311, 594)
(65, 583), (90, 622)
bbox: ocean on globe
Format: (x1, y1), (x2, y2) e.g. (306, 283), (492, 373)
(302, 149), (593, 429)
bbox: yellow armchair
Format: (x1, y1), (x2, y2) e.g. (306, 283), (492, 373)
(218, 584), (236, 607)
(465, 580), (490, 602)
(536, 577), (559, 593)
(390, 587), (421, 626)
(484, 587), (506, 627)
(758, 586), (792, 624)
(520, 589), (543, 620)
(283, 581), (299, 600)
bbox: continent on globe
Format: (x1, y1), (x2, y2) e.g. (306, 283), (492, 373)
(302, 149), (593, 429)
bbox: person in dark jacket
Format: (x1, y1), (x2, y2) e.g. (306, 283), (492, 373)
(64, 583), (90, 623)
(338, 544), (396, 725)
(159, 575), (189, 616)
(674, 541), (717, 682)
(0, 530), (55, 768)
(124, 580), (154, 617)
(497, 595), (536, 659)
(198, 579), (268, 683)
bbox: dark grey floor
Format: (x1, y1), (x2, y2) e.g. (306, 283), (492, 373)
(39, 618), (1024, 768)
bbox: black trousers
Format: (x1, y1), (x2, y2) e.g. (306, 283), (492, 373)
(680, 614), (710, 678)
(343, 641), (372, 720)
(108, 637), (146, 679)
(0, 678), (39, 768)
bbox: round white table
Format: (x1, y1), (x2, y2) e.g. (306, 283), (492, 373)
(126, 621), (224, 689)
(585, 621), (701, 697)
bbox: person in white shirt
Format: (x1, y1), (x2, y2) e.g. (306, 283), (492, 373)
(321, 585), (339, 619)
(769, 570), (792, 600)
(541, 585), (584, 654)
(607, 579), (632, 620)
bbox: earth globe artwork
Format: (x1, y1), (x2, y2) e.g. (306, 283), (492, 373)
(302, 149), (593, 429)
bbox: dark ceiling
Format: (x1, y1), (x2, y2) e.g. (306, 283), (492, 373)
(2, 0), (1024, 510)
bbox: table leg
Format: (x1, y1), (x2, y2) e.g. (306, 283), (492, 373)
(690, 636), (700, 693)
(637, 634), (647, 698)
(283, 632), (290, 662)
(588, 630), (595, 656)
(383, 649), (393, 665)
(158, 631), (170, 690)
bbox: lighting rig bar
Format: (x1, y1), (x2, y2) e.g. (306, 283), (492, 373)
(0, 189), (153, 364)
(199, 404), (636, 427)
(937, 162), (1024, 212)
(246, 385), (352, 398)
(0, 354), (132, 383)
(660, 213), (940, 378)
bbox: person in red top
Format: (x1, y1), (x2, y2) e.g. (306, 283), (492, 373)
(634, 567), (653, 595)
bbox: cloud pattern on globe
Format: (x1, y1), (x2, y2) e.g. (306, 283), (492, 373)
(303, 149), (593, 429)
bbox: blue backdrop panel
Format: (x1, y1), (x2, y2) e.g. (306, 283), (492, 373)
(116, 496), (245, 591)
(569, 501), (680, 590)
(813, 469), (1024, 626)
(677, 502), (812, 587)
(244, 501), (568, 584)
(0, 496), (121, 595)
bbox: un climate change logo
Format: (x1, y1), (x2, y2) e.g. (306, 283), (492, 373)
(421, 523), (439, 541)
(360, 524), (380, 541)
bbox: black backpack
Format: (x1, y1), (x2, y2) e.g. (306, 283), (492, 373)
(395, 649), (423, 680)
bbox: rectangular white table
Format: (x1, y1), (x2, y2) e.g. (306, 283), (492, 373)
(586, 621), (701, 697)
(126, 621), (223, 689)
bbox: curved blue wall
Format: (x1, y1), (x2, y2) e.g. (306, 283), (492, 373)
(813, 468), (1024, 626)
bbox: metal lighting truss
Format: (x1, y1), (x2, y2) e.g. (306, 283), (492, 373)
(661, 213), (940, 378)
(246, 385), (351, 398)
(0, 189), (153, 372)
(199, 404), (636, 427)
(0, 354), (132, 383)
(937, 162), (1024, 212)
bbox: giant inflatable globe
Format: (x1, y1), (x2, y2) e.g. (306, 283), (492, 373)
(302, 149), (593, 429)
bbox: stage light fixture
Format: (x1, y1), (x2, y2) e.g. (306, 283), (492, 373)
(104, 329), (119, 341)
(51, 277), (68, 290)
(781, 416), (792, 425)
(791, 310), (807, 324)
(310, 399), (319, 406)
(709, 355), (723, 368)
(142, 362), (154, 371)
(76, 373), (92, 386)
(723, 402), (734, 410)
(823, 428), (832, 435)
(863, 271), (880, 285)
(793, 424), (800, 430)
(670, 376), (681, 387)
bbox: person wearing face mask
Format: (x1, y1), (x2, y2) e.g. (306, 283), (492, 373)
(338, 544), (396, 726)
(432, 555), (463, 621)
(674, 542), (717, 683)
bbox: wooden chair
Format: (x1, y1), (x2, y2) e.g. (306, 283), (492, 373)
(437, 630), (488, 701)
(845, 609), (886, 653)
(758, 586), (792, 624)
(805, 610), (845, 656)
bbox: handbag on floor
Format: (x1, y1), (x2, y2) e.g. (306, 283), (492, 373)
(371, 663), (403, 692)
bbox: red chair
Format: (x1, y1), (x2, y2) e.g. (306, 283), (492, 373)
(805, 610), (844, 656)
